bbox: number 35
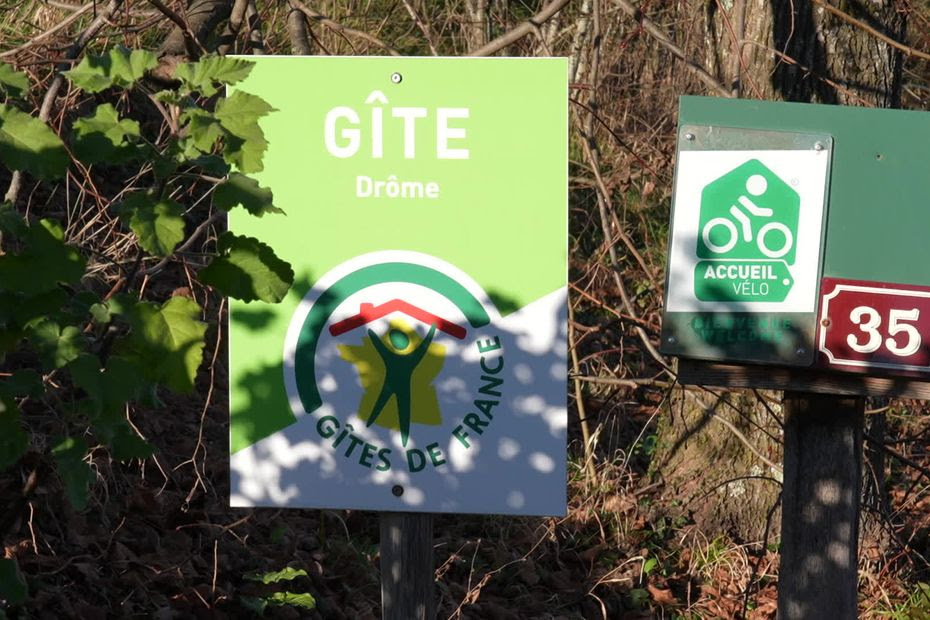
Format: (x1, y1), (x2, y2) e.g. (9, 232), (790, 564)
(847, 306), (921, 357)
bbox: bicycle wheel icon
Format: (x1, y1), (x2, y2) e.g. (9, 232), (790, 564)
(699, 173), (794, 259)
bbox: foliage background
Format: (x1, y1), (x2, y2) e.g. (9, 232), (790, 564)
(1, 1), (930, 618)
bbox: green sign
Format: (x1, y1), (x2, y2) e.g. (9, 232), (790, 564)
(226, 57), (568, 516)
(694, 159), (799, 303)
(662, 96), (930, 369)
(661, 119), (831, 365)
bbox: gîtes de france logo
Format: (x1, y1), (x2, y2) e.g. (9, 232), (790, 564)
(283, 251), (503, 475)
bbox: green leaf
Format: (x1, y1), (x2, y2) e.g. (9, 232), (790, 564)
(0, 558), (27, 605)
(214, 173), (283, 217)
(51, 436), (93, 510)
(0, 104), (68, 179)
(126, 296), (207, 393)
(0, 62), (29, 99)
(267, 592), (316, 610)
(174, 56), (254, 97)
(179, 107), (222, 159)
(215, 91), (275, 173)
(63, 46), (157, 93)
(239, 596), (267, 614)
(246, 567), (309, 584)
(2, 369), (43, 399)
(0, 219), (85, 295)
(105, 423), (154, 461)
(28, 319), (83, 369)
(0, 395), (26, 470)
(69, 354), (144, 419)
(199, 233), (293, 303)
(90, 303), (110, 324)
(0, 202), (25, 237)
(12, 288), (68, 329)
(72, 103), (142, 164)
(116, 193), (186, 257)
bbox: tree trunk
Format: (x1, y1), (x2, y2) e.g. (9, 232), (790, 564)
(159, 0), (234, 56)
(653, 0), (905, 543)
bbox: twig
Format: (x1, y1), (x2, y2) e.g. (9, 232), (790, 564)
(144, 210), (224, 276)
(568, 302), (597, 481)
(5, 0), (125, 205)
(218, 0), (249, 55)
(610, 0), (731, 98)
(811, 0), (930, 63)
(576, 124), (671, 374)
(574, 374), (677, 389)
(0, 2), (96, 58)
(865, 432), (930, 485)
(400, 0), (438, 55)
(245, 0), (265, 54)
(146, 0), (208, 56)
(288, 0), (400, 55)
(468, 0), (571, 57)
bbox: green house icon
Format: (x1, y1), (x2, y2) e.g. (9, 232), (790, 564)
(696, 159), (800, 265)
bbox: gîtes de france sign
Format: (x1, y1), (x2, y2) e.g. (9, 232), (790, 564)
(226, 57), (568, 516)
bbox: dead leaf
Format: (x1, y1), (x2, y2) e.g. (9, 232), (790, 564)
(647, 582), (678, 606)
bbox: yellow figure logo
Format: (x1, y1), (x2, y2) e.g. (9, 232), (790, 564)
(338, 319), (446, 446)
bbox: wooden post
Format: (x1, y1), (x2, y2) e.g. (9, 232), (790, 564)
(380, 512), (435, 620)
(778, 392), (863, 620)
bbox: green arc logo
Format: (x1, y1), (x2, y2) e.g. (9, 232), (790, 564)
(289, 260), (491, 416)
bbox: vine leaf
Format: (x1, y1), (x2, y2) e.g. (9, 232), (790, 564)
(70, 353), (155, 460)
(51, 436), (93, 511)
(0, 62), (29, 98)
(72, 103), (142, 164)
(199, 233), (294, 303)
(125, 296), (207, 393)
(0, 394), (26, 470)
(0, 558), (27, 606)
(174, 55), (254, 96)
(70, 354), (143, 419)
(0, 219), (86, 295)
(179, 107), (222, 159)
(246, 567), (309, 584)
(116, 193), (186, 257)
(215, 90), (275, 173)
(213, 173), (283, 216)
(0, 104), (68, 179)
(63, 46), (157, 93)
(28, 319), (83, 369)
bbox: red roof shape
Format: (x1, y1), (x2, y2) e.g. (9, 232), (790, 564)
(328, 299), (467, 340)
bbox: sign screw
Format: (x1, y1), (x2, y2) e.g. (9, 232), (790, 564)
(391, 72), (403, 84)
(796, 347), (806, 356)
(814, 142), (824, 152)
(391, 485), (404, 497)
(684, 132), (695, 141)
(821, 318), (831, 327)
(666, 336), (677, 344)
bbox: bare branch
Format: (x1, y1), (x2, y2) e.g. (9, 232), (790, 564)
(610, 0), (731, 98)
(468, 0), (571, 57)
(288, 0), (399, 56)
(287, 7), (312, 55)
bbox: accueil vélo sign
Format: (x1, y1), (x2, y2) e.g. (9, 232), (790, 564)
(227, 57), (568, 516)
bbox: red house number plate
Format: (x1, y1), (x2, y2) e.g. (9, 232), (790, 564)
(818, 278), (930, 374)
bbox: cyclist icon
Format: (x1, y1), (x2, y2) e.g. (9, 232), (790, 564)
(364, 323), (437, 447)
(700, 172), (794, 259)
